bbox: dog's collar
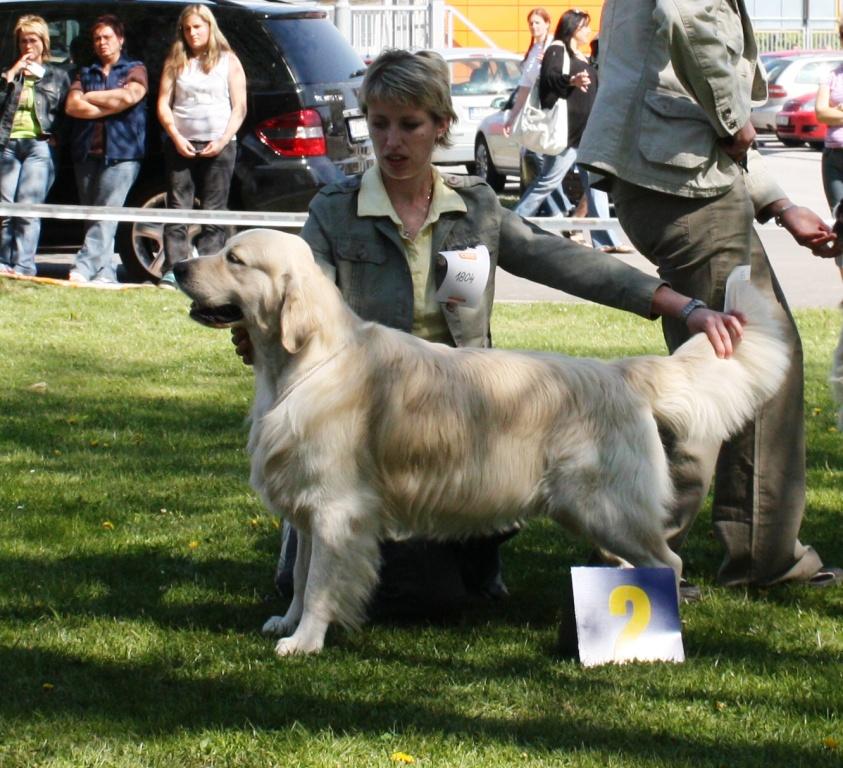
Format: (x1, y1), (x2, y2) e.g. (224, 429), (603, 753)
(277, 342), (350, 402)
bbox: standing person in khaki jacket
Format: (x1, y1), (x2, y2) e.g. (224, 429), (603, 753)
(579, 0), (842, 591)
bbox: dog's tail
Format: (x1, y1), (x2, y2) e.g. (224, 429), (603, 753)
(620, 271), (791, 446)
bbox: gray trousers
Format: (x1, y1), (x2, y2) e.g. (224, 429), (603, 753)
(612, 175), (823, 586)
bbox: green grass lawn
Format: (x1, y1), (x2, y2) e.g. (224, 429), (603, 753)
(1, 279), (841, 768)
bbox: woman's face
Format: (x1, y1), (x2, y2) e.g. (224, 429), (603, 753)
(92, 24), (122, 65)
(366, 98), (447, 183)
(528, 14), (549, 42)
(183, 14), (211, 54)
(17, 30), (44, 63)
(573, 20), (593, 47)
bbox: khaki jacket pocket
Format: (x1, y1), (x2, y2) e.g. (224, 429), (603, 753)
(639, 90), (716, 169)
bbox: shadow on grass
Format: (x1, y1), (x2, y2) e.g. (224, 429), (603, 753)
(0, 642), (836, 768)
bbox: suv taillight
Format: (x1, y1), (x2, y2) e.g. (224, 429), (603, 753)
(255, 109), (327, 157)
(768, 84), (787, 99)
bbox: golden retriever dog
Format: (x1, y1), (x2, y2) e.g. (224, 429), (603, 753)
(174, 229), (790, 657)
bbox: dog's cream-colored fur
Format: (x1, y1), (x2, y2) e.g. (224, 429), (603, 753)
(176, 229), (791, 656)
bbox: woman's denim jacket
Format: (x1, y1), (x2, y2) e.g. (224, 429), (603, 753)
(0, 63), (70, 147)
(302, 173), (665, 348)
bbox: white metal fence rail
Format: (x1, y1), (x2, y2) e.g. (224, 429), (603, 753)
(330, 0), (501, 59)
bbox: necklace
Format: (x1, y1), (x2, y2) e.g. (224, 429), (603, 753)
(400, 183), (434, 240)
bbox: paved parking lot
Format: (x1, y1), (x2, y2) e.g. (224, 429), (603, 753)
(494, 140), (843, 308)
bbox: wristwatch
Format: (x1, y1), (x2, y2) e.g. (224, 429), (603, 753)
(679, 298), (707, 322)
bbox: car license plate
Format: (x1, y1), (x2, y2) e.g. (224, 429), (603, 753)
(469, 106), (494, 121)
(347, 116), (369, 142)
(775, 114), (789, 126)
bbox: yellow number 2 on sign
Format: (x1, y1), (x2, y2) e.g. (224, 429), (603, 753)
(609, 585), (652, 657)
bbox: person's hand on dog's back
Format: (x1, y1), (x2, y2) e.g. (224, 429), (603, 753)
(687, 307), (747, 360)
(231, 327), (254, 366)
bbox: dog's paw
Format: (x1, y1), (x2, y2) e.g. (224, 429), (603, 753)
(274, 634), (324, 657)
(262, 615), (297, 637)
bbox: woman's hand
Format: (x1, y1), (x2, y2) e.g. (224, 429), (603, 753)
(231, 327), (254, 366)
(686, 307), (746, 359)
(651, 285), (744, 358)
(171, 132), (197, 158)
(5, 53), (33, 80)
(570, 70), (590, 92)
(197, 138), (225, 158)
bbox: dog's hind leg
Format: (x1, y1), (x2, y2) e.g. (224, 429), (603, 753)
(263, 530), (312, 638)
(274, 511), (381, 656)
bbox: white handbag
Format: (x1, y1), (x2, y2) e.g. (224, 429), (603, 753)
(510, 41), (570, 156)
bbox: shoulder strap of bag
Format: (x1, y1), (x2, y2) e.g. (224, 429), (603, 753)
(546, 40), (571, 76)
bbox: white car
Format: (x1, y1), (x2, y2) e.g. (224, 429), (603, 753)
(473, 90), (529, 192)
(751, 52), (843, 133)
(424, 47), (523, 171)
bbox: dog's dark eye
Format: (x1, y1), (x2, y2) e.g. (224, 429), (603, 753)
(226, 251), (244, 265)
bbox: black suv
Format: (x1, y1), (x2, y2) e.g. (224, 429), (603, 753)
(0, 0), (373, 280)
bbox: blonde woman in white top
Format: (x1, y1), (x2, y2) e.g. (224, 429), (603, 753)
(157, 3), (246, 287)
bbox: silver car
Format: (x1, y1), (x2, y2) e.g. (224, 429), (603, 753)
(473, 90), (531, 192)
(425, 47), (523, 172)
(752, 52), (843, 134)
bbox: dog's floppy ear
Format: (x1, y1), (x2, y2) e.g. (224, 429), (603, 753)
(280, 272), (319, 354)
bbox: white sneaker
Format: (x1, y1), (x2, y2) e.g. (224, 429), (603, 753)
(68, 270), (89, 284)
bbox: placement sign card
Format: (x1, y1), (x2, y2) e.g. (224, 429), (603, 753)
(570, 567), (685, 667)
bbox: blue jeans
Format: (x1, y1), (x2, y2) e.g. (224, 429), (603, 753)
(0, 138), (56, 276)
(515, 146), (577, 218)
(577, 164), (622, 249)
(821, 147), (843, 268)
(72, 158), (141, 281)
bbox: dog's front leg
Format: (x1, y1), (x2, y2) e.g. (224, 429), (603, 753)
(262, 530), (311, 638)
(274, 523), (380, 657)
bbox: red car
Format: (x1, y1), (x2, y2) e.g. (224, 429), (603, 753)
(775, 91), (827, 150)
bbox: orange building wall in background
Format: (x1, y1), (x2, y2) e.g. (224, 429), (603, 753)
(449, 1), (605, 53)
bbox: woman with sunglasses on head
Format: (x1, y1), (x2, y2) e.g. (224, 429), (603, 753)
(513, 9), (591, 219)
(556, 9), (634, 253)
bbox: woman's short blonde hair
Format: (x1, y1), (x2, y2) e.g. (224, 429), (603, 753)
(14, 15), (50, 59)
(359, 49), (458, 147)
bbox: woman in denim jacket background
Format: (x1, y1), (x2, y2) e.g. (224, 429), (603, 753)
(0, 14), (69, 277)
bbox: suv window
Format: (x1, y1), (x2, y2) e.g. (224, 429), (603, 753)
(263, 18), (365, 84)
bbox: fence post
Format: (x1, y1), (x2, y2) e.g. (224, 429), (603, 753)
(429, 0), (445, 48)
(335, 0), (351, 43)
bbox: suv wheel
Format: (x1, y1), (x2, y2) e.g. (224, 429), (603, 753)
(117, 191), (231, 282)
(474, 136), (505, 193)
